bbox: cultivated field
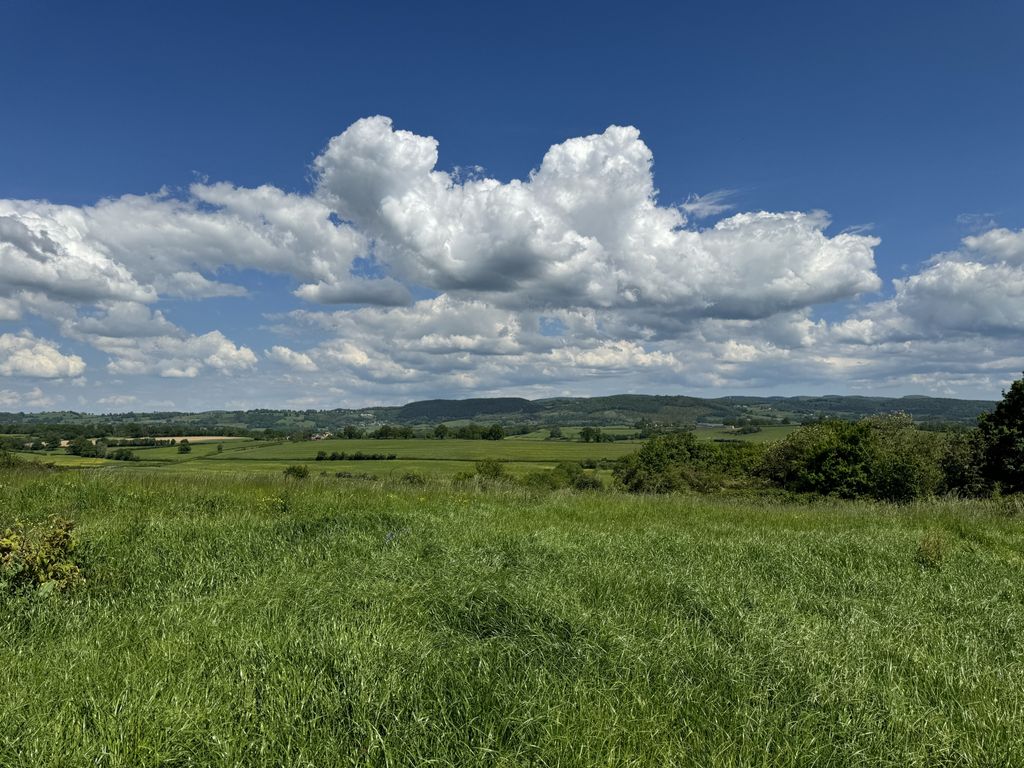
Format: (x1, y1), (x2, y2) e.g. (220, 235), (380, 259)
(2, 468), (1022, 766)
(13, 425), (798, 480)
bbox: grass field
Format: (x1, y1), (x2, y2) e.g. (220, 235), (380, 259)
(12, 427), (800, 480)
(17, 437), (643, 478)
(692, 424), (802, 443)
(2, 466), (1023, 766)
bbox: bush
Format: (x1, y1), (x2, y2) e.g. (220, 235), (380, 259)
(525, 462), (604, 491)
(760, 415), (947, 501)
(939, 429), (990, 497)
(399, 471), (427, 486)
(915, 534), (946, 570)
(863, 415), (945, 502)
(1, 517), (84, 595)
(760, 420), (873, 498)
(978, 372), (1024, 494)
(613, 432), (761, 493)
(283, 464), (310, 480)
(475, 459), (506, 480)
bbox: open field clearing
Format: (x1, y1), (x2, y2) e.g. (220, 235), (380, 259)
(148, 458), (564, 478)
(56, 436), (250, 448)
(7, 426), (855, 479)
(693, 424), (802, 442)
(2, 467), (1023, 766)
(12, 452), (116, 467)
(205, 438), (644, 463)
(17, 437), (639, 477)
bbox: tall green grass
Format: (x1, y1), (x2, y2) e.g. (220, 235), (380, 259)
(2, 468), (1023, 766)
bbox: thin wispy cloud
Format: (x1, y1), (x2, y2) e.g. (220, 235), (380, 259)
(680, 189), (737, 219)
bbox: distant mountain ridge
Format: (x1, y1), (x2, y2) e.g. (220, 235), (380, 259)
(0, 393), (996, 431)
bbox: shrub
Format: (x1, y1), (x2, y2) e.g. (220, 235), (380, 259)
(1, 517), (84, 595)
(0, 450), (24, 469)
(915, 534), (946, 570)
(525, 462), (603, 491)
(613, 432), (759, 493)
(760, 420), (874, 498)
(939, 429), (990, 497)
(760, 415), (946, 501)
(283, 464), (310, 480)
(863, 415), (945, 502)
(978, 372), (1024, 494)
(475, 459), (506, 480)
(399, 471), (427, 486)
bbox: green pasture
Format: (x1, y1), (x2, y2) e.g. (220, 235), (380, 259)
(204, 437), (642, 464)
(2, 467), (1023, 766)
(149, 458), (562, 478)
(126, 438), (258, 462)
(507, 426), (641, 441)
(13, 427), (801, 479)
(12, 452), (113, 468)
(693, 424), (802, 442)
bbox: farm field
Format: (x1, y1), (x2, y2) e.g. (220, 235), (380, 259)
(14, 426), (801, 481)
(693, 424), (801, 442)
(2, 467), (1023, 766)
(17, 436), (646, 478)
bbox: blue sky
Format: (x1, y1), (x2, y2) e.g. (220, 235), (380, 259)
(1, 0), (1022, 410)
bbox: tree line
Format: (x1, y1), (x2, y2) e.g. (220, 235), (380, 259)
(613, 373), (1024, 500)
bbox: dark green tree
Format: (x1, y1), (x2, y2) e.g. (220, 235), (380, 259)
(614, 431), (718, 493)
(978, 372), (1024, 493)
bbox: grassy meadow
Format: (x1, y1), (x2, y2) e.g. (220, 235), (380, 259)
(2, 466), (1024, 766)
(11, 425), (796, 481)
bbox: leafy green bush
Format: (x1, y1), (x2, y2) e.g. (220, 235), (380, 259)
(399, 471), (427, 486)
(474, 459), (506, 480)
(915, 534), (946, 570)
(939, 429), (990, 497)
(760, 420), (873, 498)
(525, 462), (603, 491)
(978, 372), (1024, 494)
(1, 517), (84, 595)
(864, 415), (946, 502)
(761, 415), (947, 501)
(283, 464), (310, 480)
(615, 432), (710, 493)
(614, 432), (767, 493)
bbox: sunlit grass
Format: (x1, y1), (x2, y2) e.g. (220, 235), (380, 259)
(2, 468), (1023, 766)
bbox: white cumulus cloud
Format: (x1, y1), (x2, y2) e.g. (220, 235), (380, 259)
(0, 331), (86, 378)
(314, 116), (880, 318)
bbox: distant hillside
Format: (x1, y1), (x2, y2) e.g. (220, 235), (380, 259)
(0, 393), (996, 433)
(397, 398), (540, 422)
(713, 395), (996, 424)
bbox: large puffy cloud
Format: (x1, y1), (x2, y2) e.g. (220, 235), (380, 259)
(314, 116), (880, 317)
(95, 330), (257, 378)
(0, 386), (54, 409)
(265, 345), (319, 372)
(1, 115), (1020, 404)
(0, 182), (404, 314)
(834, 227), (1024, 343)
(0, 332), (86, 378)
(0, 210), (154, 304)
